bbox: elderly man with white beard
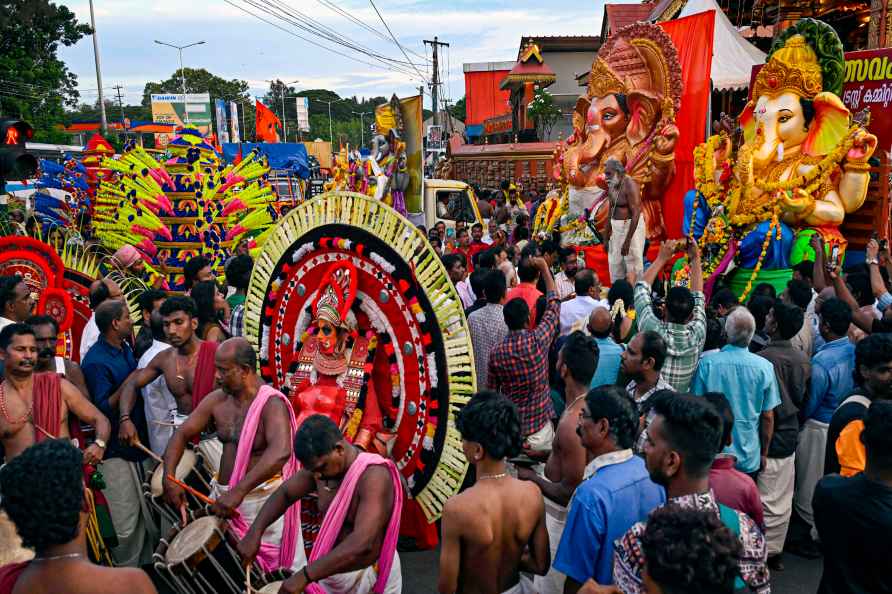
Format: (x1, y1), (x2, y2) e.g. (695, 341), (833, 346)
(601, 158), (645, 283)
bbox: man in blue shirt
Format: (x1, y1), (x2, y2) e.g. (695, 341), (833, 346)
(794, 297), (855, 551)
(691, 307), (781, 477)
(81, 299), (157, 567)
(588, 308), (624, 388)
(553, 385), (664, 591)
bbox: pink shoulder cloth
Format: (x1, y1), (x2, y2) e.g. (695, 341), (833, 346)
(306, 452), (403, 594)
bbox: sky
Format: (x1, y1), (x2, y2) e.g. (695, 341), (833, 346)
(58, 0), (627, 110)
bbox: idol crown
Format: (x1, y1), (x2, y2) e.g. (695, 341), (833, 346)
(588, 58), (627, 98)
(752, 35), (823, 100)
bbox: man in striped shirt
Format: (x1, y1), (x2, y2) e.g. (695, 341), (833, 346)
(633, 240), (706, 392)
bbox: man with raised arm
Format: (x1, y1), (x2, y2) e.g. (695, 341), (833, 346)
(438, 391), (550, 594)
(237, 414), (403, 593)
(155, 337), (304, 572)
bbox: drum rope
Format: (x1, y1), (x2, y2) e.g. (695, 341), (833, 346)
(83, 487), (114, 566)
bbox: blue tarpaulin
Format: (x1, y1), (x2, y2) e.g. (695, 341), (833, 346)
(221, 142), (310, 179)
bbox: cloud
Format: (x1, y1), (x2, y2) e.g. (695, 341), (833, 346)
(61, 0), (611, 106)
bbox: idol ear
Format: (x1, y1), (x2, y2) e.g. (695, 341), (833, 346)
(803, 92), (851, 157)
(626, 90), (661, 146)
(739, 101), (756, 146)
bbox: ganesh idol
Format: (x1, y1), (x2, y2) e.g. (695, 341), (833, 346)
(286, 261), (387, 452)
(684, 18), (877, 299)
(543, 22), (682, 244)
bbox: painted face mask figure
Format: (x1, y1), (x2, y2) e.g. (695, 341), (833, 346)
(686, 19), (877, 301)
(287, 262), (384, 451)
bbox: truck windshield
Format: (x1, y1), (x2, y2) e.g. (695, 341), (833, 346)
(436, 190), (476, 223)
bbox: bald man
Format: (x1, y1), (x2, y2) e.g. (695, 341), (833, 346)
(156, 338), (306, 571)
(588, 307), (625, 388)
(80, 278), (125, 360)
(559, 269), (606, 336)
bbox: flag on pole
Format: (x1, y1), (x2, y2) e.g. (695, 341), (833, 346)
(255, 99), (281, 143)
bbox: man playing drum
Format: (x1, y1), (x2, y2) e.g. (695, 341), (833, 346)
(237, 414), (404, 594)
(154, 337), (305, 573)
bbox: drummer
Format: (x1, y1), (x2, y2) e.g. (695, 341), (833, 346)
(0, 439), (157, 594)
(156, 337), (306, 572)
(237, 414), (404, 594)
(117, 296), (221, 468)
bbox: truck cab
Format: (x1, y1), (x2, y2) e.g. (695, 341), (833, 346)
(420, 179), (484, 231)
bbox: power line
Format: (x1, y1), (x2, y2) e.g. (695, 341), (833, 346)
(261, 0), (418, 70)
(226, 0), (423, 79)
(313, 0), (429, 62)
(367, 0), (427, 82)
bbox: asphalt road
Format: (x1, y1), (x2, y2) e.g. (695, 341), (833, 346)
(399, 547), (823, 593)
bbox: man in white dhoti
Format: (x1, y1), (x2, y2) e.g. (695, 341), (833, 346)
(516, 332), (595, 594)
(157, 338), (305, 572)
(602, 159), (645, 283)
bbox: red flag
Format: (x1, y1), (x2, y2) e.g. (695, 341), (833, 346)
(255, 100), (281, 143)
(234, 142), (243, 165)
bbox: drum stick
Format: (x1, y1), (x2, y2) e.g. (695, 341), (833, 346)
(165, 474), (216, 506)
(246, 563), (253, 594)
(132, 441), (164, 464)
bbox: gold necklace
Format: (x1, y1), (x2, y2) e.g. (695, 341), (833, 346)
(478, 472), (508, 481)
(175, 347), (200, 382)
(0, 382), (32, 426)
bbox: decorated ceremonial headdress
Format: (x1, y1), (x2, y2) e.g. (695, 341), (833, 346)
(587, 23), (683, 125)
(313, 261), (358, 330)
(246, 191), (476, 525)
(740, 18), (849, 155)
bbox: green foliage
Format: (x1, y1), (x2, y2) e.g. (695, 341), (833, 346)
(142, 67), (251, 106)
(527, 88), (562, 140)
(771, 18), (845, 96)
(0, 0), (92, 143)
(448, 96), (466, 122)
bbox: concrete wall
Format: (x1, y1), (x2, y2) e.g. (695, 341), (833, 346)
(541, 50), (595, 142)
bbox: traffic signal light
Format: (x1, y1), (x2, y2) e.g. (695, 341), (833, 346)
(0, 118), (38, 181)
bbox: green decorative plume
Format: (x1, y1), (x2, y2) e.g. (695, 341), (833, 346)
(770, 18), (845, 96)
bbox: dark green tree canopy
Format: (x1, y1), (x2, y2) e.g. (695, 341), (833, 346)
(0, 0), (92, 142)
(141, 68), (251, 106)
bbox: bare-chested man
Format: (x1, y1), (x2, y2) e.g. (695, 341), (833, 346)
(601, 158), (644, 283)
(439, 391), (549, 594)
(117, 296), (219, 454)
(238, 413), (403, 593)
(516, 331), (595, 594)
(0, 324), (110, 464)
(0, 439), (157, 594)
(155, 338), (305, 571)
(27, 315), (90, 402)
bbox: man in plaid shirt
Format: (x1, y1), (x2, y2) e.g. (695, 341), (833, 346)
(488, 257), (560, 451)
(633, 239), (706, 393)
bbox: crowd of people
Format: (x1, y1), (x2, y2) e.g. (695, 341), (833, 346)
(435, 202), (892, 593)
(1, 193), (892, 594)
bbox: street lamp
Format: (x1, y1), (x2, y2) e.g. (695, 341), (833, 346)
(154, 39), (205, 124)
(352, 111), (372, 146)
(265, 79), (300, 141)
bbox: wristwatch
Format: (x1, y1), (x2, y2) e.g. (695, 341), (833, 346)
(867, 258), (880, 266)
(94, 438), (107, 449)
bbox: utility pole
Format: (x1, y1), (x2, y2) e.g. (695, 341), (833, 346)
(113, 85), (125, 121)
(423, 37), (449, 122)
(352, 111), (371, 146)
(88, 0), (108, 135)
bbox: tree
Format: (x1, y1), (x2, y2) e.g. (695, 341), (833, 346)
(0, 0), (92, 143)
(142, 68), (251, 106)
(526, 88), (562, 140)
(448, 96), (466, 122)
